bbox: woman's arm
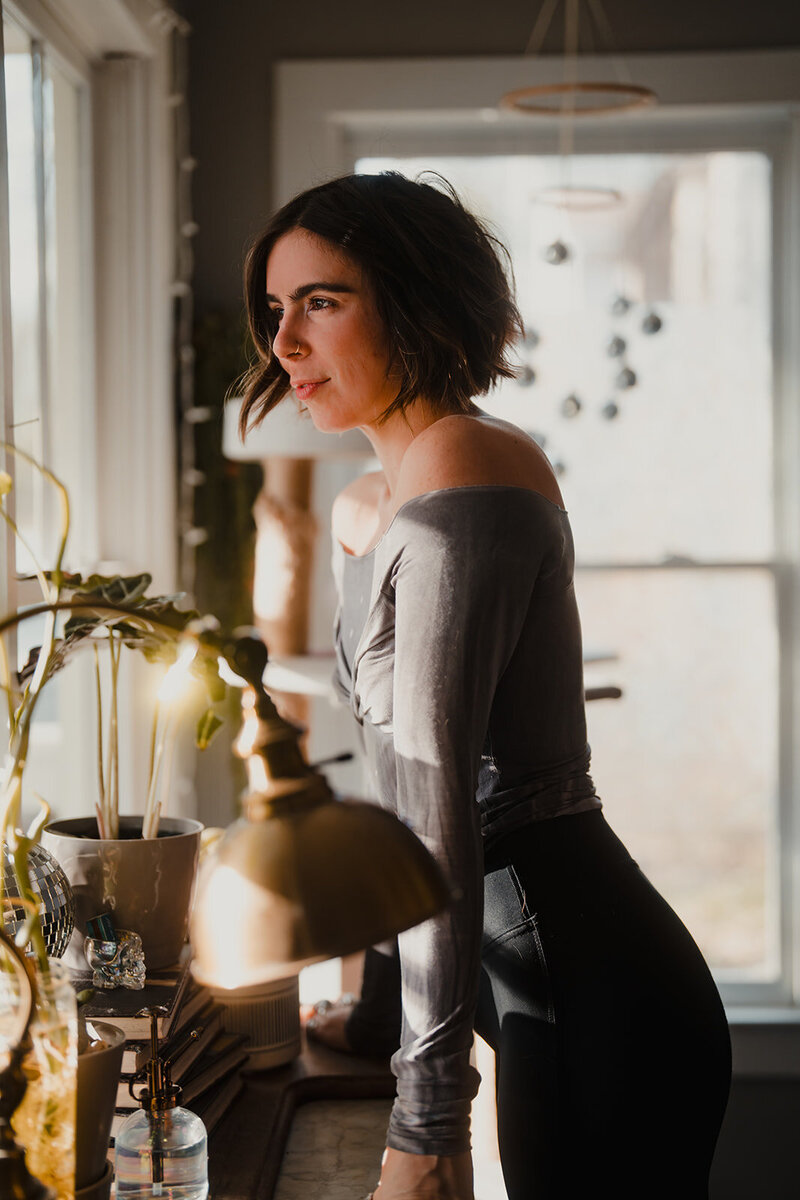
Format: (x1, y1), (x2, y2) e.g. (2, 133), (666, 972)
(362, 489), (544, 1157)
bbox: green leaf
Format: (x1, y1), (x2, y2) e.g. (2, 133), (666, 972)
(72, 573), (153, 603)
(195, 708), (223, 750)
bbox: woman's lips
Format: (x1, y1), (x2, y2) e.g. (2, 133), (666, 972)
(293, 379), (328, 401)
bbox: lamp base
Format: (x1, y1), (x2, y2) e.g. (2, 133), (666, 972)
(209, 977), (300, 1070)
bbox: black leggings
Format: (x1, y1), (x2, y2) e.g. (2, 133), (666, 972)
(346, 811), (731, 1199)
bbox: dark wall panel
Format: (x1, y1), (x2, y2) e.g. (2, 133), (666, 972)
(711, 1080), (800, 1200)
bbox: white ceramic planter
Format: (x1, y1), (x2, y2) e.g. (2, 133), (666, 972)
(42, 816), (203, 971)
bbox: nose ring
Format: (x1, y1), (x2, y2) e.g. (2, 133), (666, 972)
(289, 342), (301, 356)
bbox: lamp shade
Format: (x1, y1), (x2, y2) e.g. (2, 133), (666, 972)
(190, 797), (449, 990)
(189, 634), (448, 991)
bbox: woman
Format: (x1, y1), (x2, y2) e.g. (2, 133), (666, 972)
(240, 173), (731, 1200)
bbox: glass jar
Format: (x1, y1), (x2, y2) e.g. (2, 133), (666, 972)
(115, 1105), (209, 1199)
(11, 959), (78, 1200)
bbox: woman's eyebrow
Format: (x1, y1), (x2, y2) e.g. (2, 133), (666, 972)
(265, 281), (357, 304)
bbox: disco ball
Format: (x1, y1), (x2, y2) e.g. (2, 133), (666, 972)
(2, 843), (75, 958)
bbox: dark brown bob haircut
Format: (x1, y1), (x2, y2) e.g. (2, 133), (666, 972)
(239, 172), (522, 435)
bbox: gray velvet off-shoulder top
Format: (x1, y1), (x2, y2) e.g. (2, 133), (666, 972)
(332, 485), (600, 1156)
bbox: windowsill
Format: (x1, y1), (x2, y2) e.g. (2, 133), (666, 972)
(727, 1008), (800, 1079)
(728, 1007), (800, 1025)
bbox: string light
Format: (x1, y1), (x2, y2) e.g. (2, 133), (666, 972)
(183, 527), (210, 548)
(146, 2), (205, 592)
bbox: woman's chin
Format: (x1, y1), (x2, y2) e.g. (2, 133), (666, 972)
(304, 407), (356, 436)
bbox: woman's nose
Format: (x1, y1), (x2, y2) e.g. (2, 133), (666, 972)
(273, 315), (303, 361)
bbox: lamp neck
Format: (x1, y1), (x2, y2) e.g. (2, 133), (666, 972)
(235, 684), (332, 819)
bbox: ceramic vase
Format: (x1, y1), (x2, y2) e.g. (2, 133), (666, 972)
(42, 816), (203, 971)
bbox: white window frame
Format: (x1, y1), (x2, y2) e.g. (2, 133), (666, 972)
(273, 51), (800, 1044)
(0, 0), (182, 818)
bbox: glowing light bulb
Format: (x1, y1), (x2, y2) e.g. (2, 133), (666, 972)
(157, 642), (198, 706)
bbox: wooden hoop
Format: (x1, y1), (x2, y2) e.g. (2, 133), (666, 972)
(499, 81), (658, 117)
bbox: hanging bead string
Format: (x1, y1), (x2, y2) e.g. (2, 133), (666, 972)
(146, 1), (206, 599)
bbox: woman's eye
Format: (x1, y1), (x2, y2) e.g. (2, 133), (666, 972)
(270, 307), (284, 322)
(308, 296), (335, 312)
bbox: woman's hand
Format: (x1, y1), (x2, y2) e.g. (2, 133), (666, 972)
(302, 998), (356, 1052)
(372, 1148), (474, 1200)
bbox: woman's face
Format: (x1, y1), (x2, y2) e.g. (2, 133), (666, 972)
(265, 228), (398, 433)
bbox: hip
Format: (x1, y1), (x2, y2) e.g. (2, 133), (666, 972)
(482, 809), (729, 1034)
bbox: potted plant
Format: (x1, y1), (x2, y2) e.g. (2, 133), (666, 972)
(37, 571), (220, 970)
(1, 444), (226, 971)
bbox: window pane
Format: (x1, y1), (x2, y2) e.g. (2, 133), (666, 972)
(2, 30), (96, 824)
(580, 567), (778, 976)
(358, 150), (779, 986)
(359, 152), (774, 564)
(4, 20), (45, 568)
(44, 56), (96, 568)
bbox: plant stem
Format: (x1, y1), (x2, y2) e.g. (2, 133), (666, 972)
(1, 782), (50, 974)
(12, 841), (48, 967)
(0, 774), (21, 924)
(158, 714), (179, 829)
(108, 634), (120, 840)
(0, 631), (14, 740)
(0, 503), (52, 604)
(143, 709), (167, 839)
(148, 698), (161, 807)
(95, 802), (107, 840)
(93, 644), (106, 835)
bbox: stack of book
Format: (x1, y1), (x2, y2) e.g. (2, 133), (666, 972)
(76, 949), (248, 1150)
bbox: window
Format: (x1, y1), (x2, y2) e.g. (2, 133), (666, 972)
(2, 7), (97, 812)
(1, 0), (179, 823)
(276, 53), (800, 1011)
(359, 148), (779, 999)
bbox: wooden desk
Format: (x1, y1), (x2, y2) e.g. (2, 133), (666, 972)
(207, 1033), (394, 1200)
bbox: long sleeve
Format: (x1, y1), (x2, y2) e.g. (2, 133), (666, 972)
(349, 489), (548, 1155)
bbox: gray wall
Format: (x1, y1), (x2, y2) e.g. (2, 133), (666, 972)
(712, 1079), (799, 1199)
(187, 0), (800, 315)
(186, 5), (800, 1196)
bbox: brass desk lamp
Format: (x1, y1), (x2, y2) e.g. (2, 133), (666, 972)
(191, 634), (448, 989)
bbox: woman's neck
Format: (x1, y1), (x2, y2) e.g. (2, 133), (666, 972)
(359, 399), (480, 498)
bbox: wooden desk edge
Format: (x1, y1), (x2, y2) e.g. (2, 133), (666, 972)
(208, 1032), (395, 1200)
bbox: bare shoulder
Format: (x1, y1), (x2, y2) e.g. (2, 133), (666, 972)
(332, 470), (388, 556)
(395, 413), (564, 509)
